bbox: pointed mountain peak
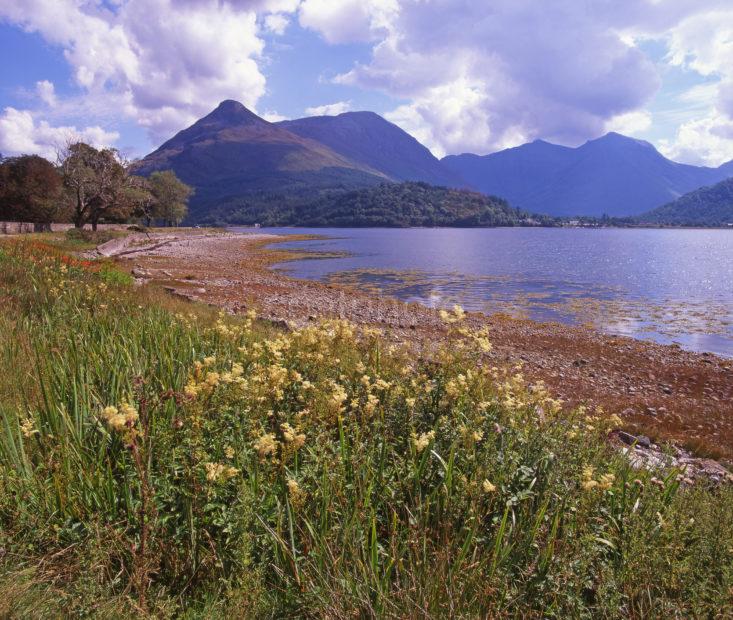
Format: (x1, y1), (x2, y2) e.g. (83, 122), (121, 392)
(204, 100), (268, 126)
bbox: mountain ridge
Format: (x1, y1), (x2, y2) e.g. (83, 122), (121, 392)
(135, 100), (733, 223)
(442, 132), (733, 217)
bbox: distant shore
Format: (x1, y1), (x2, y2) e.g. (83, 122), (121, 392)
(94, 229), (733, 462)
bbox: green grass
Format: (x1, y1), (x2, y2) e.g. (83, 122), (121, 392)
(0, 239), (731, 618)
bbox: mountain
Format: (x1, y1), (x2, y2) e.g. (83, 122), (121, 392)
(277, 112), (465, 188)
(442, 132), (733, 217)
(135, 100), (387, 220)
(639, 177), (733, 226)
(204, 181), (555, 227)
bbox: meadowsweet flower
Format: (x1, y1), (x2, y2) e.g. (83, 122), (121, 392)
(184, 381), (200, 398)
(598, 473), (615, 490)
(20, 417), (38, 438)
(203, 356), (216, 367)
(405, 397), (416, 408)
(205, 462), (239, 482)
(205, 372), (220, 387)
(412, 430), (435, 453)
(254, 433), (278, 459)
(482, 479), (497, 493)
(287, 478), (306, 507)
(281, 423), (306, 449)
(225, 446), (235, 459)
(582, 479), (599, 491)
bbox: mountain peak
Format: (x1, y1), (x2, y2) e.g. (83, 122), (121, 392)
(204, 99), (266, 126)
(589, 131), (654, 149)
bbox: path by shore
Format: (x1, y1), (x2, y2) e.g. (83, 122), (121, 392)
(94, 230), (733, 464)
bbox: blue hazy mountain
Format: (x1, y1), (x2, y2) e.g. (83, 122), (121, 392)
(442, 132), (733, 217)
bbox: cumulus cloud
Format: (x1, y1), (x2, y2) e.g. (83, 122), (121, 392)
(304, 100), (352, 116)
(0, 0), (292, 146)
(605, 110), (653, 137)
(658, 112), (733, 166)
(298, 0), (398, 44)
(301, 0), (733, 157)
(0, 107), (119, 159)
(35, 80), (57, 108)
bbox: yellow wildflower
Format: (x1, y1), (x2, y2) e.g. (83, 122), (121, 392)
(254, 433), (279, 459)
(482, 479), (497, 493)
(412, 430), (435, 453)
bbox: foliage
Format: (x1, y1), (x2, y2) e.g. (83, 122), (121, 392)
(205, 181), (556, 227)
(0, 155), (66, 225)
(0, 240), (731, 617)
(640, 177), (733, 227)
(58, 142), (130, 230)
(148, 170), (194, 226)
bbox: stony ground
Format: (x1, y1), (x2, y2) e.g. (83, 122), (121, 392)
(91, 231), (733, 466)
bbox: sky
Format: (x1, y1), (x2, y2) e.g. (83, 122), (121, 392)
(2, 1), (733, 166)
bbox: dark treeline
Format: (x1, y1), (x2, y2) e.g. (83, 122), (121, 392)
(0, 147), (192, 229)
(203, 182), (557, 228)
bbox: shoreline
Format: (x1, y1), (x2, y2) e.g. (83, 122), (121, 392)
(97, 229), (733, 463)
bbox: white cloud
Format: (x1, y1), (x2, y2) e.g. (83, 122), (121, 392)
(298, 0), (398, 44)
(262, 110), (289, 122)
(265, 13), (290, 34)
(304, 100), (352, 116)
(0, 0), (284, 145)
(301, 0), (733, 157)
(0, 107), (119, 159)
(605, 110), (653, 136)
(35, 80), (57, 107)
(658, 112), (733, 166)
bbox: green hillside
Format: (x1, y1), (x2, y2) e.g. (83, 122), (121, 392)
(641, 177), (733, 226)
(203, 181), (555, 227)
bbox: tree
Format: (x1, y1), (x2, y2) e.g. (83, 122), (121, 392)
(125, 175), (157, 226)
(148, 170), (193, 226)
(58, 142), (130, 230)
(0, 155), (65, 229)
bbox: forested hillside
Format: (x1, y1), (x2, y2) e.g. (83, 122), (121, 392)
(203, 182), (555, 227)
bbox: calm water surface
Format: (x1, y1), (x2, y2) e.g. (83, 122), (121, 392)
(232, 227), (733, 357)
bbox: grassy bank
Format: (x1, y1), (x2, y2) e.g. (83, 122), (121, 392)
(0, 239), (731, 618)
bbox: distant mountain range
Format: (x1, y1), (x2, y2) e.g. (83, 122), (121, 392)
(136, 100), (733, 224)
(639, 177), (733, 226)
(442, 133), (733, 217)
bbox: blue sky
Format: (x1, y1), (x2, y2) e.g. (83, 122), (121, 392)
(1, 1), (733, 166)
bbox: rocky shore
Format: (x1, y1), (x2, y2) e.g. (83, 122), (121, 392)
(92, 230), (733, 467)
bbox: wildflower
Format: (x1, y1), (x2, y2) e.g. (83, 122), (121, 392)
(405, 397), (416, 408)
(205, 371), (220, 387)
(20, 417), (39, 438)
(582, 479), (599, 491)
(287, 478), (306, 507)
(205, 462), (239, 482)
(281, 423), (306, 449)
(598, 473), (615, 490)
(254, 433), (279, 459)
(203, 356), (216, 367)
(184, 381), (200, 398)
(225, 446), (235, 459)
(482, 479), (497, 493)
(412, 430), (435, 453)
